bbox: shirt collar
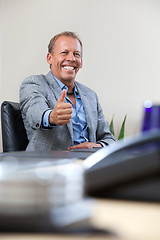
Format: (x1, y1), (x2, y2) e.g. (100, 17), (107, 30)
(52, 73), (79, 96)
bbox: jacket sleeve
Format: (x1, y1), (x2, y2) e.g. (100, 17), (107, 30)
(19, 75), (51, 130)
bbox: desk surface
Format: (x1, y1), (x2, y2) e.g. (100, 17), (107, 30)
(0, 151), (160, 240)
(0, 149), (97, 160)
(0, 199), (160, 240)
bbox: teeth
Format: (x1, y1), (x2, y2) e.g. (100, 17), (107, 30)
(63, 66), (74, 70)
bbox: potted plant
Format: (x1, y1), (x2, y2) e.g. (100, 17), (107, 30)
(109, 115), (127, 140)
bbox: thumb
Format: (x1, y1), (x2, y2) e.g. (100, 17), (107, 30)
(57, 89), (66, 103)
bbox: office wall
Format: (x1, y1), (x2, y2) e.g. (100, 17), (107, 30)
(0, 0), (160, 151)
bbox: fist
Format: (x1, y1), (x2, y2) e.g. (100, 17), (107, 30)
(49, 89), (72, 125)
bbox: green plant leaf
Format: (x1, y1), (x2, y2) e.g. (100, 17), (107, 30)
(118, 115), (127, 140)
(109, 115), (115, 136)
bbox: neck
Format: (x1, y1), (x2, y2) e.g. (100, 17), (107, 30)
(63, 81), (74, 93)
(67, 90), (74, 95)
(58, 77), (75, 91)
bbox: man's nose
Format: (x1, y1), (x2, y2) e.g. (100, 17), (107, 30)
(67, 52), (75, 61)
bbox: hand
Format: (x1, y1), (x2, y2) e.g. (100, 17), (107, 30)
(49, 89), (72, 125)
(68, 142), (102, 150)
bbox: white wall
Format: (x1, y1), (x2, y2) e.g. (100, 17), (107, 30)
(1, 0), (160, 151)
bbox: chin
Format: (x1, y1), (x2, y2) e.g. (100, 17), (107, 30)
(63, 76), (75, 82)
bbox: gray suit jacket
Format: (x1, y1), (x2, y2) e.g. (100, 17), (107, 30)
(20, 71), (115, 151)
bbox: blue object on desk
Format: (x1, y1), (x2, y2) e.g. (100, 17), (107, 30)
(142, 101), (160, 132)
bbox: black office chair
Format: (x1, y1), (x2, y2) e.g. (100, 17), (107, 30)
(1, 101), (29, 152)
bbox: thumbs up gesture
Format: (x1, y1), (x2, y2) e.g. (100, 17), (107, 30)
(49, 89), (72, 125)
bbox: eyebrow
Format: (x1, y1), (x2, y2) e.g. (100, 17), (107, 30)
(61, 49), (81, 52)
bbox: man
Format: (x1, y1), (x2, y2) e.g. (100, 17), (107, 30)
(20, 31), (115, 151)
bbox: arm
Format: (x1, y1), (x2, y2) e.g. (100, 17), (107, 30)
(68, 142), (102, 150)
(20, 75), (51, 130)
(20, 76), (72, 130)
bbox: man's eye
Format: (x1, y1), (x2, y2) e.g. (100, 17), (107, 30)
(61, 51), (67, 55)
(74, 52), (81, 57)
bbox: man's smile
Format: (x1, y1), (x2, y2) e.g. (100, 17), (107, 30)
(62, 65), (76, 71)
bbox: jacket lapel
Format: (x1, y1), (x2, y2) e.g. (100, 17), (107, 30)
(45, 71), (63, 101)
(75, 82), (95, 142)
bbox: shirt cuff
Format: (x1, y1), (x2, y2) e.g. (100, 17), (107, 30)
(97, 141), (107, 147)
(42, 109), (55, 128)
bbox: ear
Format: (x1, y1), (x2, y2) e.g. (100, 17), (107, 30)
(46, 53), (53, 65)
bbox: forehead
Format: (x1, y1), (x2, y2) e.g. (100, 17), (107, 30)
(54, 36), (82, 52)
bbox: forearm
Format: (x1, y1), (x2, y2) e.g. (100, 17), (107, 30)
(68, 142), (102, 150)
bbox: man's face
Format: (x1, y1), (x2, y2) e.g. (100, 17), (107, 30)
(47, 36), (82, 84)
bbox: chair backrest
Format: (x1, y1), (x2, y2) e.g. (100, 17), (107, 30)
(1, 101), (29, 152)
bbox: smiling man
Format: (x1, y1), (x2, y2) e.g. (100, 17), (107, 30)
(20, 31), (115, 151)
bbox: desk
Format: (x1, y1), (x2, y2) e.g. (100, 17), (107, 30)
(0, 151), (160, 240)
(0, 199), (160, 240)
